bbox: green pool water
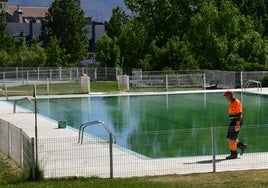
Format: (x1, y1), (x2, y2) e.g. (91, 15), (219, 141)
(15, 92), (268, 158)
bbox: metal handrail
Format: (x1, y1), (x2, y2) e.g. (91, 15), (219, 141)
(0, 88), (8, 100)
(13, 97), (36, 113)
(78, 120), (116, 144)
(243, 80), (262, 92)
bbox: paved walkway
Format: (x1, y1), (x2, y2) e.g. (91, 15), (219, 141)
(0, 88), (268, 178)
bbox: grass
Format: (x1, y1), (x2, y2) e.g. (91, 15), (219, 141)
(0, 152), (29, 185)
(3, 81), (202, 96)
(4, 81), (120, 96)
(1, 150), (268, 188)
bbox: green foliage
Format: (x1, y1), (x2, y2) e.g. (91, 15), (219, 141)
(106, 6), (128, 39)
(2, 0), (268, 70)
(99, 0), (268, 71)
(0, 11), (15, 51)
(41, 0), (88, 66)
(95, 34), (120, 67)
(45, 36), (65, 67)
(0, 49), (11, 66)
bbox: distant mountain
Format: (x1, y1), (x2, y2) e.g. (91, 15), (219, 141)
(8, 0), (129, 21)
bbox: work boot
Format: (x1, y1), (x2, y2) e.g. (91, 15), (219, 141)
(226, 150), (238, 160)
(237, 142), (247, 156)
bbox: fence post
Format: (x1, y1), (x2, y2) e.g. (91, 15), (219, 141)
(31, 137), (36, 180)
(46, 78), (50, 95)
(59, 67), (62, 80)
(94, 68), (97, 81)
(49, 70), (52, 84)
(165, 74), (168, 91)
(26, 71), (29, 85)
(87, 77), (90, 94)
(20, 128), (23, 167)
(109, 133), (113, 178)
(8, 123), (11, 157)
(69, 69), (72, 83)
(203, 74), (206, 91)
(16, 67), (18, 79)
(240, 72), (243, 91)
(211, 126), (216, 173)
(37, 67), (40, 80)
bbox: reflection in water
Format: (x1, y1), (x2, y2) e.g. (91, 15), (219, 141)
(14, 92), (268, 158)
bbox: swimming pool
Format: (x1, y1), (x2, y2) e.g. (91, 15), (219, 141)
(15, 92), (268, 158)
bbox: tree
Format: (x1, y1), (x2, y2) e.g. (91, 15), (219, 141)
(94, 34), (120, 68)
(186, 0), (268, 70)
(103, 0), (268, 71)
(41, 0), (88, 66)
(0, 11), (14, 51)
(45, 36), (65, 67)
(151, 36), (199, 70)
(117, 18), (148, 70)
(232, 0), (268, 35)
(106, 6), (129, 39)
(10, 37), (47, 67)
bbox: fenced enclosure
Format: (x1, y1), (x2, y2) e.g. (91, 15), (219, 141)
(122, 70), (268, 91)
(0, 118), (33, 171)
(0, 67), (117, 84)
(37, 125), (268, 178)
(1, 67), (268, 95)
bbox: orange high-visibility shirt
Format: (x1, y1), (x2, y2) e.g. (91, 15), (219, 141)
(229, 99), (242, 115)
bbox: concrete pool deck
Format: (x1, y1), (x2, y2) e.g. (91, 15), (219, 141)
(1, 88), (268, 178)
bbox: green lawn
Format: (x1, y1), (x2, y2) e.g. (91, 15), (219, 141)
(1, 150), (268, 188)
(3, 81), (119, 96)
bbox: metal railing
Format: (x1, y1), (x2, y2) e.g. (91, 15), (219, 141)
(77, 120), (116, 178)
(13, 97), (36, 113)
(243, 79), (262, 91)
(78, 120), (116, 144)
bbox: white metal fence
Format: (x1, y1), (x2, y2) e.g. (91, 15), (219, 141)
(0, 67), (118, 87)
(37, 125), (268, 178)
(118, 70), (268, 91)
(1, 68), (268, 93)
(0, 118), (33, 170)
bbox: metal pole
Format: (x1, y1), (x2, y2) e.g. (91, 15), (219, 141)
(109, 133), (113, 178)
(203, 73), (206, 91)
(87, 77), (90, 94)
(33, 85), (38, 167)
(165, 74), (168, 91)
(20, 128), (23, 166)
(47, 78), (49, 95)
(211, 126), (216, 173)
(240, 72), (243, 92)
(31, 137), (36, 180)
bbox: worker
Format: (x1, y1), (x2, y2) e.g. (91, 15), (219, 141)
(223, 90), (247, 159)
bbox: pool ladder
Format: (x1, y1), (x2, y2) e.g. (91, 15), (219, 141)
(243, 80), (262, 92)
(78, 120), (116, 144)
(13, 97), (38, 113)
